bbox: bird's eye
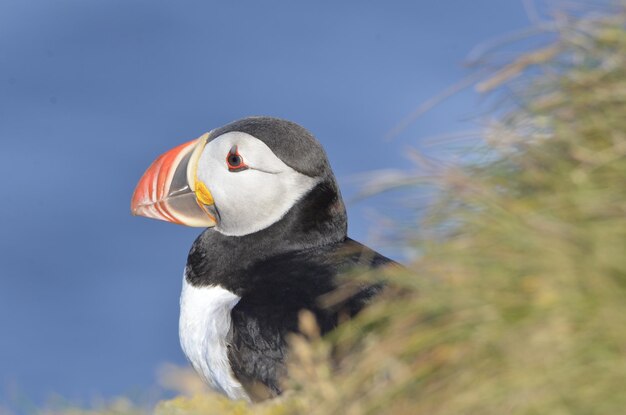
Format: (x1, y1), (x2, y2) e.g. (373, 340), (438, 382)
(228, 153), (241, 166)
(226, 146), (248, 172)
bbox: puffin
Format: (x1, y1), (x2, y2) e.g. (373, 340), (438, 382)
(131, 117), (394, 401)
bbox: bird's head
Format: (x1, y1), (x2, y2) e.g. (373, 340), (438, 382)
(131, 117), (345, 237)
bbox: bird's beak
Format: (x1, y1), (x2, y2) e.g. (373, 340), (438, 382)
(131, 133), (217, 227)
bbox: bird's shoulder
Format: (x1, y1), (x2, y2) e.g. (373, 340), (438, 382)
(237, 237), (394, 307)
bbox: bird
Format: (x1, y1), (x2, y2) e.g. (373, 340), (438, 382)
(131, 117), (395, 401)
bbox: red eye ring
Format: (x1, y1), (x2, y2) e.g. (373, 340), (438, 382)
(226, 145), (248, 172)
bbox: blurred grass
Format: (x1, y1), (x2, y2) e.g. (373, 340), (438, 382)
(36, 3), (626, 414)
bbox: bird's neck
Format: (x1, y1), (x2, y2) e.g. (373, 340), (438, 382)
(185, 180), (347, 288)
(262, 179), (347, 250)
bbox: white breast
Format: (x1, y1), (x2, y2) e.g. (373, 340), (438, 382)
(179, 273), (249, 401)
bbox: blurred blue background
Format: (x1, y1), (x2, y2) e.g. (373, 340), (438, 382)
(0, 0), (530, 408)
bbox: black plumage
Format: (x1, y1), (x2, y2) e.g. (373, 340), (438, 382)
(186, 183), (391, 397)
(184, 117), (395, 398)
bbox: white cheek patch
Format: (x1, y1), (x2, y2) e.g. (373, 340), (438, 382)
(196, 132), (318, 236)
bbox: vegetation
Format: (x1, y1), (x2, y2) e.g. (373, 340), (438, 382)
(35, 3), (626, 414)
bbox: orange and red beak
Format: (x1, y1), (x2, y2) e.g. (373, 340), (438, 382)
(131, 133), (217, 227)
